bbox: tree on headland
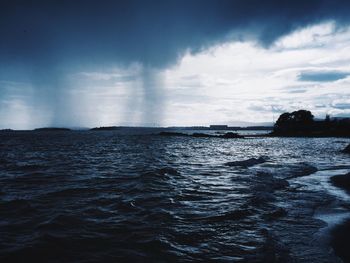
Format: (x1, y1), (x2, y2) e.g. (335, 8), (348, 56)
(325, 114), (331, 123)
(274, 110), (314, 134)
(324, 114), (331, 130)
(273, 110), (350, 137)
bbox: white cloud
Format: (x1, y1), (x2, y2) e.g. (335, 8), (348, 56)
(274, 21), (336, 49)
(159, 22), (350, 126)
(2, 22), (350, 128)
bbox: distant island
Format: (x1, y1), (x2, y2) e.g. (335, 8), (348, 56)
(271, 110), (350, 137)
(1, 111), (349, 138)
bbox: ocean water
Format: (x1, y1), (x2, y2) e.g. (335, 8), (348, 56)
(0, 131), (350, 262)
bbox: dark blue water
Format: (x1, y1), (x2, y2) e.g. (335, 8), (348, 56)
(1, 131), (349, 262)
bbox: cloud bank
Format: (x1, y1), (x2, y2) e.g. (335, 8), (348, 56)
(1, 0), (350, 128)
(2, 0), (350, 68)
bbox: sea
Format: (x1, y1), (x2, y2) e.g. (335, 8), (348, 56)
(0, 129), (350, 262)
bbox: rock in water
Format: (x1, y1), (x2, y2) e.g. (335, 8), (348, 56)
(219, 132), (244, 138)
(330, 219), (350, 263)
(330, 173), (350, 192)
(158, 131), (188, 137)
(343, 144), (350, 153)
(225, 157), (267, 167)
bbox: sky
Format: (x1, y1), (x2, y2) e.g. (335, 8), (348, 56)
(1, 0), (350, 129)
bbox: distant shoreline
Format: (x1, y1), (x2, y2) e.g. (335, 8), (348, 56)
(0, 126), (273, 132)
(1, 127), (350, 138)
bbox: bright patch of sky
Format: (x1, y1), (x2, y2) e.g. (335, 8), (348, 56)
(163, 21), (350, 126)
(1, 21), (350, 128)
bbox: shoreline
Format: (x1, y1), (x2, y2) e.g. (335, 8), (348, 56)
(1, 129), (350, 139)
(309, 170), (350, 262)
(331, 219), (350, 263)
(1, 126), (350, 142)
(282, 168), (350, 262)
(328, 172), (350, 262)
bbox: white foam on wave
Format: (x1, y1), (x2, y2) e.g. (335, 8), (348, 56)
(295, 168), (350, 249)
(294, 169), (350, 202)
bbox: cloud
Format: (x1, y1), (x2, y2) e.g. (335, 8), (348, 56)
(298, 71), (349, 82)
(2, 1), (350, 127)
(2, 0), (350, 68)
(286, 89), (307, 94)
(331, 99), (350, 109)
(274, 21), (336, 50)
(160, 22), (350, 125)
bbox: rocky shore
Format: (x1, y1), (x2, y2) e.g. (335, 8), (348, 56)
(331, 173), (350, 193)
(342, 144), (350, 154)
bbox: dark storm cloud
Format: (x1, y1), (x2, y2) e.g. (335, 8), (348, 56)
(1, 0), (350, 68)
(298, 71), (349, 82)
(2, 0), (350, 127)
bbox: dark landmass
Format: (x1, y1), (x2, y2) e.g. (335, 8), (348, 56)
(330, 172), (350, 262)
(34, 127), (71, 132)
(343, 144), (350, 154)
(225, 157), (267, 167)
(0, 129), (14, 132)
(219, 132), (245, 138)
(271, 110), (350, 137)
(159, 131), (189, 137)
(330, 173), (350, 193)
(89, 111), (350, 137)
(3, 110), (350, 138)
(331, 219), (350, 263)
(158, 131), (244, 139)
